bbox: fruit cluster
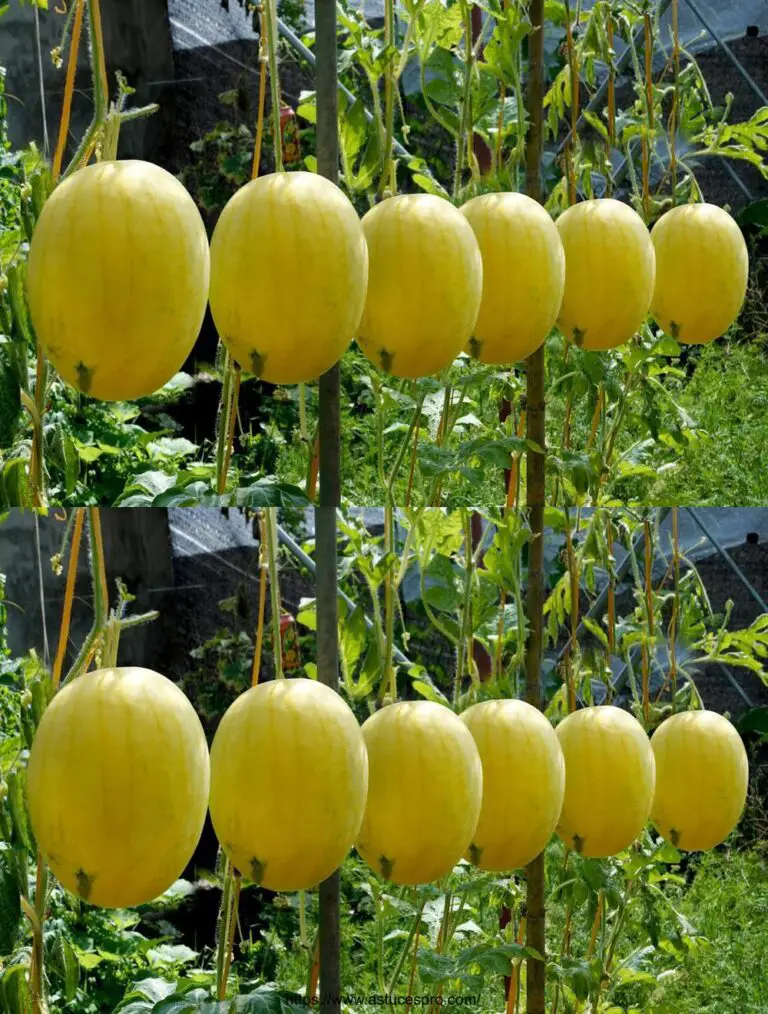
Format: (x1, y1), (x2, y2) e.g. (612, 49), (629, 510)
(25, 162), (749, 401)
(27, 670), (749, 909)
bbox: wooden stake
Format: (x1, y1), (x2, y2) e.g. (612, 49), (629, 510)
(523, 1), (547, 1011)
(315, 3), (342, 1011)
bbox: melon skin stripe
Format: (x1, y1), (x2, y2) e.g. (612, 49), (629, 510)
(356, 700), (483, 885)
(650, 709), (749, 851)
(208, 171), (368, 385)
(460, 192), (566, 365)
(555, 705), (656, 858)
(555, 198), (656, 351)
(461, 699), (565, 871)
(650, 203), (749, 345)
(26, 160), (210, 402)
(27, 667), (210, 909)
(209, 678), (368, 892)
(357, 194), (483, 379)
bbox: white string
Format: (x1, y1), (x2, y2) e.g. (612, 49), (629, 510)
(33, 512), (50, 668)
(32, 2), (50, 157)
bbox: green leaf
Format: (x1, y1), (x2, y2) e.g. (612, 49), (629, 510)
(0, 963), (31, 1014)
(1, 458), (31, 509)
(339, 604), (367, 676)
(339, 97), (368, 164)
(49, 933), (78, 1001)
(146, 944), (198, 967)
(6, 772), (33, 852)
(296, 597), (317, 631)
(146, 437), (198, 459)
(423, 554), (462, 613)
(114, 977), (178, 1011)
(235, 985), (306, 1012)
(0, 854), (21, 956)
(0, 359), (21, 450)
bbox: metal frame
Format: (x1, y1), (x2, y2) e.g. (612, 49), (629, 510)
(274, 509), (766, 711)
(594, 508), (763, 709)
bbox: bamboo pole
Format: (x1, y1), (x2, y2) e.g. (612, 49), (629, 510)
(315, 3), (341, 1011)
(523, 2), (547, 1012)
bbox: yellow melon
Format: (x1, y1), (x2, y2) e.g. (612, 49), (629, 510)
(555, 705), (655, 857)
(555, 198), (656, 350)
(459, 192), (565, 363)
(26, 160), (209, 401)
(650, 710), (748, 851)
(27, 667), (210, 908)
(356, 700), (482, 884)
(208, 678), (368, 891)
(650, 203), (749, 344)
(461, 699), (565, 870)
(357, 194), (483, 378)
(208, 171), (368, 384)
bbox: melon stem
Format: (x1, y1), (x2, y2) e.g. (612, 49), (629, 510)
(383, 504), (396, 702)
(264, 507), (284, 679)
(263, 0), (283, 172)
(378, 0), (396, 197)
(386, 896), (425, 997)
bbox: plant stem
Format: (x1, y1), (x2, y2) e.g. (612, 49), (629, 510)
(454, 509), (475, 707)
(27, 342), (47, 508)
(641, 11), (654, 219)
(252, 4), (268, 179)
(563, 0), (579, 205)
(219, 365), (241, 494)
(387, 898), (426, 996)
(505, 911), (526, 1014)
(387, 394), (425, 505)
(379, 0), (396, 195)
(598, 875), (636, 1003)
(383, 504), (396, 701)
(606, 6), (616, 193)
(264, 0), (283, 172)
(642, 518), (653, 724)
(215, 351), (235, 495)
(453, 0), (474, 198)
(563, 507), (578, 711)
(215, 860), (234, 1000)
(251, 510), (269, 687)
(668, 0), (680, 199)
(264, 507), (284, 680)
(52, 509), (85, 689)
(52, 0), (85, 180)
(669, 507), (680, 710)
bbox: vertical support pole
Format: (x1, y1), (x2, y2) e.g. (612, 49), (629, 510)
(523, 2), (546, 1012)
(315, 4), (341, 1013)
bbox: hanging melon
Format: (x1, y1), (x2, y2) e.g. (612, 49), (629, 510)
(357, 195), (483, 378)
(356, 700), (482, 884)
(459, 192), (566, 364)
(208, 678), (368, 891)
(208, 171), (368, 384)
(555, 198), (656, 350)
(26, 160), (210, 401)
(555, 705), (655, 857)
(27, 667), (210, 908)
(461, 699), (565, 871)
(650, 710), (749, 851)
(650, 203), (749, 344)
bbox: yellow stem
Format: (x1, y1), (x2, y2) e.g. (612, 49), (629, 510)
(52, 509), (85, 690)
(251, 511), (269, 687)
(52, 0), (85, 181)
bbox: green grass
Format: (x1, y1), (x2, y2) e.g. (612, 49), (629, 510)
(644, 342), (768, 506)
(271, 336), (768, 508)
(650, 848), (768, 1013)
